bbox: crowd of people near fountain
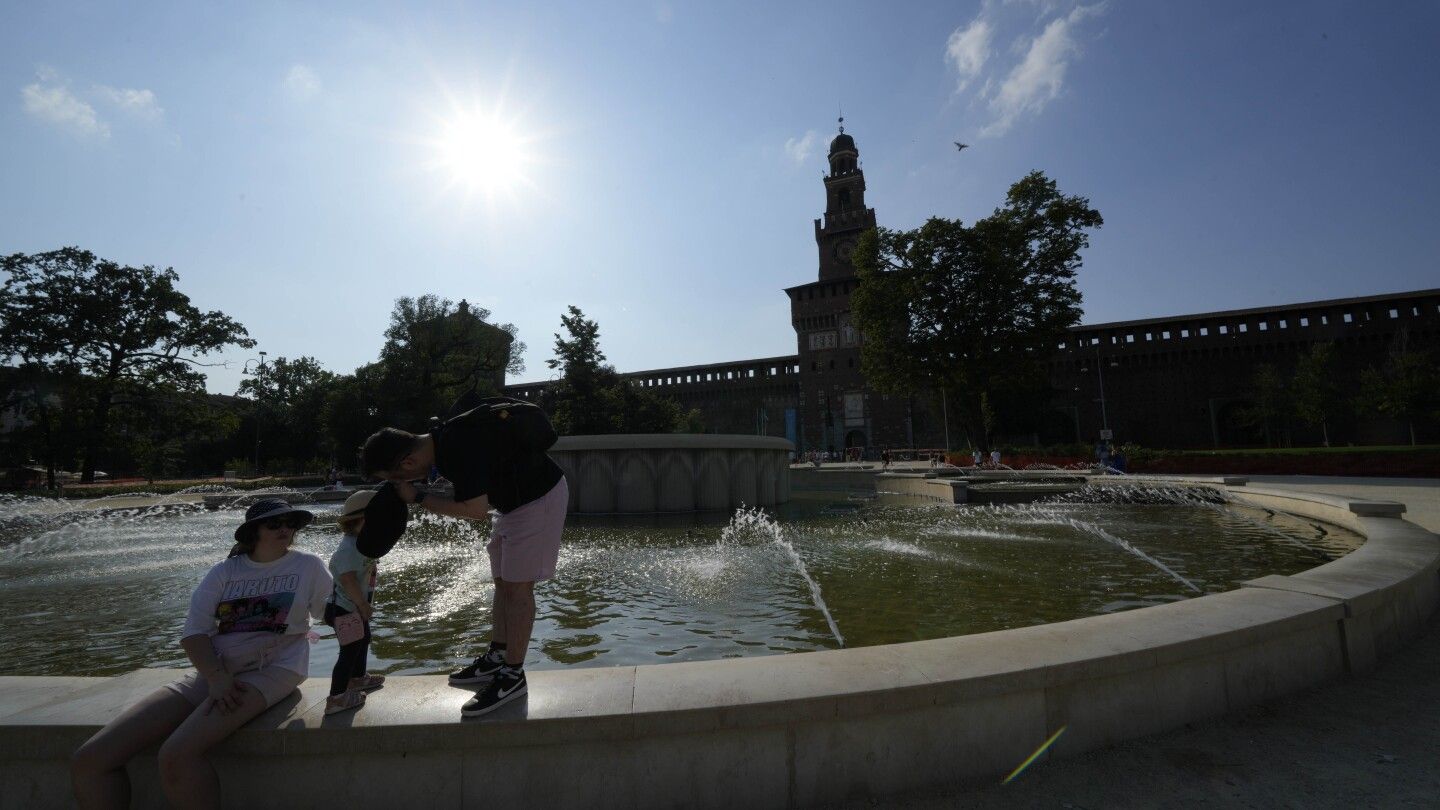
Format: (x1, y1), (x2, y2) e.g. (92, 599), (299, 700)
(68, 395), (569, 809)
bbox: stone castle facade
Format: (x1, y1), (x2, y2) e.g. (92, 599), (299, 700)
(508, 128), (1440, 451)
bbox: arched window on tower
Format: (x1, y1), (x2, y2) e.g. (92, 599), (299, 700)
(838, 188), (851, 210)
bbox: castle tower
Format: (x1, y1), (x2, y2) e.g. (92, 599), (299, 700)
(786, 118), (881, 455)
(814, 118), (877, 281)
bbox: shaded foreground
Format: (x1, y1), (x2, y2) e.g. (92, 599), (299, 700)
(847, 607), (1440, 809)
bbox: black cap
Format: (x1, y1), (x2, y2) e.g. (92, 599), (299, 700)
(233, 498), (314, 543)
(355, 482), (409, 558)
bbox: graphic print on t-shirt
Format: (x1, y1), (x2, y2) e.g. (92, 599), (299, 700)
(215, 573), (299, 634)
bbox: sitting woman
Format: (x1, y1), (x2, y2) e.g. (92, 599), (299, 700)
(72, 498), (332, 809)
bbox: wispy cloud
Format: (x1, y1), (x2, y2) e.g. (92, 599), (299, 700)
(19, 67), (166, 138)
(943, 1), (1105, 138)
(945, 18), (992, 93)
(93, 85), (164, 120)
(283, 64), (322, 101)
(784, 130), (819, 165)
(20, 69), (107, 138)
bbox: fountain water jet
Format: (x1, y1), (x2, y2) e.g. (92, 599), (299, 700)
(719, 506), (845, 647)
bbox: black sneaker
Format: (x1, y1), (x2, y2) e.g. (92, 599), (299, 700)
(448, 650), (505, 684)
(461, 668), (527, 717)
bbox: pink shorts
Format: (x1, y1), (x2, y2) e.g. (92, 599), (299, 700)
(488, 477), (568, 582)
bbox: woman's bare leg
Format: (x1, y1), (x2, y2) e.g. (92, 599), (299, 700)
(156, 686), (270, 810)
(72, 687), (197, 810)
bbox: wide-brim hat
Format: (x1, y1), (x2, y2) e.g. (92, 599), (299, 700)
(355, 482), (409, 558)
(234, 498), (315, 543)
(341, 489), (376, 518)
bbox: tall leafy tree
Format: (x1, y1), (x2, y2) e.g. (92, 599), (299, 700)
(542, 306), (695, 435)
(1241, 362), (1291, 447)
(377, 295), (525, 428)
(1358, 334), (1438, 446)
(1292, 342), (1343, 447)
(235, 356), (337, 470)
(0, 248), (254, 481)
(850, 171), (1102, 451)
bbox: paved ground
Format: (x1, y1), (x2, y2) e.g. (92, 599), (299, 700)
(827, 475), (1440, 809)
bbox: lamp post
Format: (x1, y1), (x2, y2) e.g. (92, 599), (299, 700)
(243, 351), (267, 476)
(1080, 347), (1119, 439)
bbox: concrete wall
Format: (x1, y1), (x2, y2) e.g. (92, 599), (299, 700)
(2, 482), (1435, 809)
(548, 434), (792, 514)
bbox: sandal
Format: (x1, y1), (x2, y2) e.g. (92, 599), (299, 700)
(325, 689), (366, 716)
(348, 674), (386, 692)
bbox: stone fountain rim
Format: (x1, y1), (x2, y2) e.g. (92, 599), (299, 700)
(552, 433), (794, 451)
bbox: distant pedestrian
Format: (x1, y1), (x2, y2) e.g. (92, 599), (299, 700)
(881, 448), (891, 469)
(971, 448), (982, 467)
(990, 449), (1001, 467)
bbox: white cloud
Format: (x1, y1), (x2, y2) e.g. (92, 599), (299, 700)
(980, 4), (1102, 137)
(945, 18), (993, 92)
(93, 85), (164, 120)
(284, 64), (321, 101)
(783, 130), (819, 165)
(943, 1), (1105, 138)
(20, 75), (107, 138)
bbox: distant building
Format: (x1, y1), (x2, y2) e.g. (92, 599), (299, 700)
(507, 126), (1440, 451)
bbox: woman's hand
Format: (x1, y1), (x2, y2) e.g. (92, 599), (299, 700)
(205, 669), (249, 715)
(357, 601), (374, 622)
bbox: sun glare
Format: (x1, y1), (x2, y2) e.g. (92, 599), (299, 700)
(430, 110), (536, 198)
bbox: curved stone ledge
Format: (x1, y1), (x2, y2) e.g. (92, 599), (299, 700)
(2, 478), (1436, 809)
(549, 434), (792, 514)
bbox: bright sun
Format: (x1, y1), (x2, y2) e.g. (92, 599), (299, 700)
(431, 110), (535, 197)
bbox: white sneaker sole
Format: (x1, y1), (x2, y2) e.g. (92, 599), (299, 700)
(461, 682), (527, 717)
(448, 672), (498, 685)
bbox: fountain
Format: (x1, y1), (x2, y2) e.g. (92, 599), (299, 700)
(0, 470), (1434, 809)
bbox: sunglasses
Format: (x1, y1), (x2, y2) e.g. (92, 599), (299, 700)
(260, 515), (306, 531)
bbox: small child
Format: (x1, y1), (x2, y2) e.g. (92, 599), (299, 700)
(325, 490), (384, 715)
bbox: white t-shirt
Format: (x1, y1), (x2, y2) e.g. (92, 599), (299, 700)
(182, 550), (332, 676)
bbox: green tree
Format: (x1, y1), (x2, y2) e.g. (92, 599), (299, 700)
(236, 356), (337, 471)
(1292, 342), (1343, 447)
(376, 295), (525, 429)
(1357, 337), (1439, 446)
(542, 306), (692, 435)
(1240, 362), (1291, 447)
(850, 171), (1101, 451)
(0, 248), (254, 481)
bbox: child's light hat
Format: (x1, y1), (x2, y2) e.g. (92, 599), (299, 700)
(342, 489), (377, 518)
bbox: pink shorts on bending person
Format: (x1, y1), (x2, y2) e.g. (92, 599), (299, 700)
(487, 476), (568, 582)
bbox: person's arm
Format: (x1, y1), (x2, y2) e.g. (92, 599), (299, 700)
(179, 634), (246, 714)
(337, 571), (372, 620)
(309, 558), (333, 622)
(392, 479), (491, 520)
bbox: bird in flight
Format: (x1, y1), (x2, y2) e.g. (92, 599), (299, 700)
(954, 142), (969, 152)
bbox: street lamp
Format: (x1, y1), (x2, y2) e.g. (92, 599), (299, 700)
(1079, 347), (1119, 438)
(242, 351), (267, 476)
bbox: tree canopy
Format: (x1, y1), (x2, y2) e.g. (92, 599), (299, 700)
(0, 248), (254, 480)
(374, 295), (524, 430)
(850, 171), (1102, 450)
(542, 305), (699, 435)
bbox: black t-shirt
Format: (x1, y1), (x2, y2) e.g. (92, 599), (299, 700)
(432, 406), (564, 514)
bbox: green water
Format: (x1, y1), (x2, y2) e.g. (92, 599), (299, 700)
(0, 488), (1361, 676)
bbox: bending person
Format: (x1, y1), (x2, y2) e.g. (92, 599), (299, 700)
(72, 499), (332, 809)
(361, 395), (567, 717)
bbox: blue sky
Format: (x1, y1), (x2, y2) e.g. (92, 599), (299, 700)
(3, 1), (1437, 393)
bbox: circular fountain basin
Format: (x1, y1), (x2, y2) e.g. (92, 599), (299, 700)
(0, 476), (1435, 809)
